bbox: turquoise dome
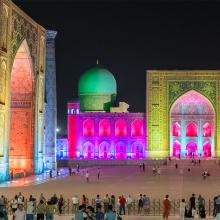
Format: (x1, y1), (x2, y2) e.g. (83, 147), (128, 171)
(78, 67), (117, 95)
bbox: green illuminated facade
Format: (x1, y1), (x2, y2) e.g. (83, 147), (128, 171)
(147, 70), (220, 158)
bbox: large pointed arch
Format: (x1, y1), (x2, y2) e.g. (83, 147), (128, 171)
(170, 90), (215, 158)
(9, 39), (34, 173)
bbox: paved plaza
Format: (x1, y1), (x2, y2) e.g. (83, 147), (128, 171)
(0, 160), (219, 201)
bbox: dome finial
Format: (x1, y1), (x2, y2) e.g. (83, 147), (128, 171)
(96, 58), (99, 65)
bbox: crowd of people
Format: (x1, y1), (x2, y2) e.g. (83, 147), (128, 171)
(0, 192), (219, 219)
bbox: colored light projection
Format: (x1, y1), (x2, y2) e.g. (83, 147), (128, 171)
(9, 40), (34, 172)
(170, 90), (215, 158)
(66, 108), (146, 160)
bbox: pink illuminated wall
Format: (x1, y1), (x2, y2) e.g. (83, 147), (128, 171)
(115, 119), (127, 136)
(83, 119), (94, 136)
(131, 142), (144, 159)
(172, 122), (181, 136)
(203, 141), (211, 157)
(99, 119), (110, 136)
(131, 119), (143, 136)
(83, 141), (94, 158)
(186, 123), (198, 137)
(9, 40), (34, 172)
(115, 141), (126, 159)
(186, 141), (198, 157)
(203, 122), (212, 137)
(99, 141), (110, 159)
(173, 140), (181, 157)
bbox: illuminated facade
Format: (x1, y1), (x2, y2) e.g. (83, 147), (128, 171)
(63, 70), (220, 160)
(0, 1), (57, 180)
(147, 70), (220, 158)
(67, 67), (146, 159)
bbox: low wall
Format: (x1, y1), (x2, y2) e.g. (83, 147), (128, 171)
(57, 159), (167, 168)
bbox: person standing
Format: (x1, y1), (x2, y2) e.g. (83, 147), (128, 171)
(97, 168), (100, 180)
(58, 195), (64, 215)
(11, 195), (18, 213)
(69, 167), (72, 176)
(103, 194), (110, 212)
(138, 194), (143, 214)
(126, 195), (133, 215)
(26, 198), (35, 220)
(142, 163), (145, 172)
(95, 195), (102, 210)
(95, 205), (104, 220)
(14, 204), (25, 220)
(163, 195), (171, 220)
(72, 195), (79, 212)
(110, 195), (115, 210)
(119, 195), (126, 215)
(85, 171), (89, 183)
(0, 202), (8, 220)
(198, 195), (205, 211)
(74, 205), (86, 220)
(214, 195), (220, 219)
(190, 194), (196, 210)
(179, 199), (186, 220)
(36, 200), (46, 220)
(45, 200), (54, 220)
(104, 205), (116, 220)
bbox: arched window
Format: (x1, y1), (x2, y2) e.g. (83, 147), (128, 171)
(186, 141), (198, 157)
(99, 141), (110, 159)
(203, 122), (212, 137)
(115, 141), (126, 159)
(203, 141), (211, 157)
(186, 122), (198, 137)
(172, 122), (181, 136)
(131, 119), (143, 136)
(173, 140), (181, 157)
(99, 119), (110, 136)
(131, 141), (144, 159)
(83, 141), (94, 158)
(83, 119), (94, 136)
(115, 119), (127, 136)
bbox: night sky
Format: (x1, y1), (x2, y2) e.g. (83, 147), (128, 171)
(14, 0), (220, 136)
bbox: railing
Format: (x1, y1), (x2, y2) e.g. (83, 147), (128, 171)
(6, 198), (215, 216)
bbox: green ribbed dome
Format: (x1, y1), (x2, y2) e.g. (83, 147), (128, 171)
(78, 67), (117, 95)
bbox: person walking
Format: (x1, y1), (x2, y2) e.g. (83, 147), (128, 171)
(179, 199), (186, 220)
(13, 204), (25, 220)
(163, 195), (171, 220)
(143, 195), (150, 215)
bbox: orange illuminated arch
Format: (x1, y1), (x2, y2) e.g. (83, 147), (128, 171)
(9, 40), (34, 172)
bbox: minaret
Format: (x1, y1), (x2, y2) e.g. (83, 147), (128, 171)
(45, 30), (57, 170)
